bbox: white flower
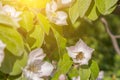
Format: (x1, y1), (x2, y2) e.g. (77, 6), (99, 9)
(46, 0), (58, 13)
(96, 71), (104, 80)
(72, 76), (80, 80)
(0, 2), (22, 26)
(61, 0), (72, 4)
(59, 74), (66, 80)
(0, 40), (6, 67)
(27, 48), (46, 65)
(39, 61), (54, 77)
(56, 0), (75, 9)
(46, 0), (68, 26)
(23, 48), (54, 80)
(66, 39), (94, 65)
(2, 5), (22, 22)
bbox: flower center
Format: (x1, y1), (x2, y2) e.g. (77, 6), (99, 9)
(52, 12), (57, 17)
(27, 64), (38, 72)
(76, 52), (84, 60)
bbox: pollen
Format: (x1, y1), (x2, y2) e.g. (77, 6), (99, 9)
(52, 12), (57, 17)
(76, 52), (84, 60)
(27, 64), (38, 72)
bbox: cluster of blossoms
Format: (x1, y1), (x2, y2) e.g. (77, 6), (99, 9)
(23, 48), (54, 80)
(0, 38), (94, 80)
(0, 2), (22, 27)
(22, 39), (94, 80)
(59, 39), (94, 80)
(46, 0), (73, 25)
(0, 1), (96, 80)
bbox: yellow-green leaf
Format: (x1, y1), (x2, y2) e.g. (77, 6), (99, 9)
(69, 0), (92, 23)
(87, 1), (100, 20)
(0, 14), (19, 28)
(90, 60), (99, 79)
(79, 68), (91, 80)
(95, 0), (118, 15)
(29, 25), (45, 49)
(10, 52), (28, 75)
(51, 53), (73, 80)
(79, 0), (92, 17)
(19, 11), (34, 32)
(37, 13), (51, 35)
(0, 25), (24, 56)
(0, 50), (27, 75)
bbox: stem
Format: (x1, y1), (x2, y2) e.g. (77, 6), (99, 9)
(100, 17), (120, 55)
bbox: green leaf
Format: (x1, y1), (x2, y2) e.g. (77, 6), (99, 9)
(68, 68), (79, 78)
(0, 25), (24, 56)
(19, 11), (34, 32)
(79, 68), (91, 80)
(79, 0), (92, 17)
(69, 0), (80, 24)
(69, 0), (92, 23)
(10, 51), (28, 75)
(0, 14), (20, 28)
(87, 1), (99, 20)
(51, 53), (73, 80)
(90, 60), (99, 80)
(0, 71), (5, 79)
(0, 50), (27, 75)
(8, 75), (27, 80)
(37, 13), (51, 35)
(95, 0), (118, 15)
(52, 27), (67, 57)
(28, 25), (45, 49)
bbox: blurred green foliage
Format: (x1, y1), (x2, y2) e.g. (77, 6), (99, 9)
(0, 0), (120, 80)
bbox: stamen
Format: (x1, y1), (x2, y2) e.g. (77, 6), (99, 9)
(52, 12), (57, 17)
(76, 52), (84, 60)
(27, 64), (38, 72)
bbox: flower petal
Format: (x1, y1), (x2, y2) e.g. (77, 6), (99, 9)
(14, 11), (22, 18)
(75, 39), (94, 53)
(46, 0), (57, 13)
(97, 71), (104, 80)
(67, 39), (94, 65)
(59, 74), (66, 80)
(55, 11), (68, 25)
(0, 40), (6, 67)
(28, 48), (46, 65)
(38, 61), (54, 77)
(61, 0), (72, 4)
(23, 69), (44, 80)
(72, 76), (80, 80)
(2, 4), (22, 22)
(3, 5), (16, 17)
(46, 0), (68, 25)
(32, 76), (44, 80)
(66, 47), (77, 58)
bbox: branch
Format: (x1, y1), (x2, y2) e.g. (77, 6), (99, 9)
(115, 35), (120, 38)
(100, 17), (120, 55)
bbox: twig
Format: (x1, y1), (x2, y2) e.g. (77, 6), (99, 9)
(100, 17), (120, 55)
(115, 35), (120, 38)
